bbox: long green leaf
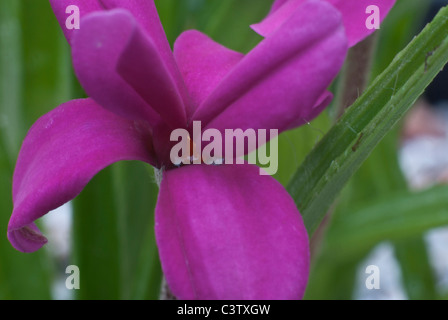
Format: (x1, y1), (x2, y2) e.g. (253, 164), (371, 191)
(287, 5), (448, 234)
(0, 0), (52, 299)
(305, 253), (367, 300)
(323, 185), (448, 261)
(394, 236), (438, 300)
(72, 162), (160, 300)
(21, 0), (72, 121)
(0, 0), (23, 161)
(112, 162), (160, 300)
(0, 145), (52, 299)
(72, 168), (121, 299)
(308, 0), (433, 298)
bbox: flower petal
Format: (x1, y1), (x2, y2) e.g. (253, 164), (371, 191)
(8, 98), (154, 253)
(194, 0), (347, 135)
(156, 164), (309, 300)
(71, 9), (158, 126)
(332, 0), (396, 47)
(49, 0), (103, 45)
(50, 0), (173, 53)
(173, 30), (244, 116)
(51, 1), (189, 120)
(72, 9), (186, 128)
(105, 1), (191, 113)
(285, 91), (333, 131)
(116, 15), (187, 128)
(102, 0), (178, 80)
(252, 0), (396, 47)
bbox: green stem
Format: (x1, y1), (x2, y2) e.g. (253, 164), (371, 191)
(335, 34), (378, 119)
(311, 34), (379, 252)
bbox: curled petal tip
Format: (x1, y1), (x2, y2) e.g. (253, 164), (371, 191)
(7, 98), (155, 253)
(8, 224), (48, 253)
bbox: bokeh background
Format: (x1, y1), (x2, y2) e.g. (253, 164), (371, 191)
(1, 0), (447, 299)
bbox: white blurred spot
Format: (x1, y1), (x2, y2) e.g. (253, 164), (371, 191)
(355, 243), (408, 300)
(42, 202), (72, 259)
(425, 227), (448, 293)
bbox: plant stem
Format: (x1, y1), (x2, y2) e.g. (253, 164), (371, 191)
(311, 35), (379, 253)
(335, 33), (378, 119)
(159, 277), (177, 300)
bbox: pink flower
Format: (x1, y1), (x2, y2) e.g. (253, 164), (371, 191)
(7, 0), (392, 299)
(252, 0), (396, 47)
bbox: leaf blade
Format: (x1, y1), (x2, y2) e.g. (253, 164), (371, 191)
(288, 5), (448, 234)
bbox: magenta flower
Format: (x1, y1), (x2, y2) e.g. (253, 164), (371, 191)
(7, 0), (392, 299)
(252, 0), (396, 47)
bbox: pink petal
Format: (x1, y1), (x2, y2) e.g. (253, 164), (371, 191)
(107, 1), (191, 119)
(51, 1), (189, 119)
(252, 0), (396, 47)
(49, 0), (103, 45)
(195, 0), (347, 135)
(103, 0), (178, 78)
(8, 99), (154, 253)
(174, 30), (244, 116)
(285, 91), (333, 130)
(72, 9), (186, 128)
(156, 164), (309, 300)
(115, 16), (187, 128)
(71, 10), (158, 126)
(269, 0), (289, 13)
(50, 0), (172, 54)
(251, 0), (306, 37)
(332, 0), (396, 47)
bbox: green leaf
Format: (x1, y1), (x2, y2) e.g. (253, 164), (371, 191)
(130, 214), (163, 300)
(308, 1), (433, 298)
(156, 0), (271, 52)
(112, 162), (160, 300)
(0, 0), (24, 161)
(287, 5), (448, 235)
(323, 185), (448, 262)
(310, 183), (448, 299)
(371, 0), (431, 80)
(72, 168), (122, 299)
(72, 162), (160, 300)
(21, 0), (73, 122)
(0, 0), (52, 299)
(394, 236), (438, 300)
(275, 113), (332, 187)
(0, 144), (53, 299)
(305, 253), (367, 300)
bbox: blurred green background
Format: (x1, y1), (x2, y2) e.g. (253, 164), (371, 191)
(1, 0), (447, 300)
